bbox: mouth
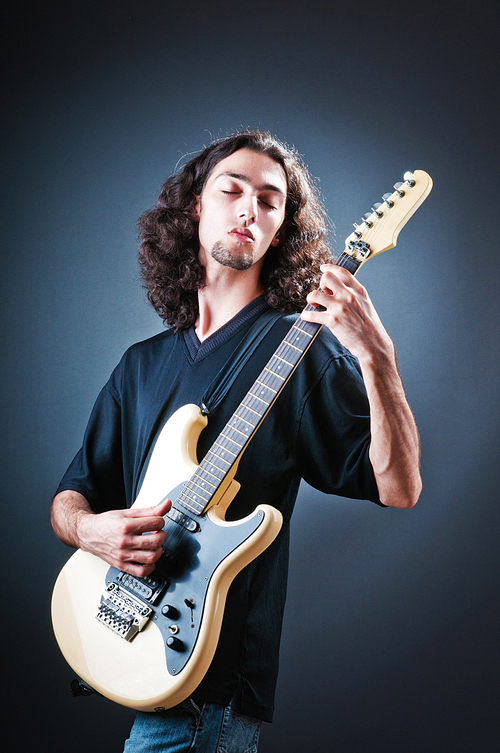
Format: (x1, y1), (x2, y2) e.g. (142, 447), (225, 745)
(228, 227), (254, 243)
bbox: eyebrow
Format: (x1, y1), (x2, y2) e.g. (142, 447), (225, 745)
(215, 171), (286, 197)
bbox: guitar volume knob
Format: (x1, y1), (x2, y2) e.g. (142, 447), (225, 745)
(161, 604), (179, 619)
(166, 635), (184, 651)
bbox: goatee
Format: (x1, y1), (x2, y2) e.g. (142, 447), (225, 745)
(211, 241), (253, 271)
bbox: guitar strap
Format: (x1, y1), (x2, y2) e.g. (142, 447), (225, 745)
(200, 308), (283, 416)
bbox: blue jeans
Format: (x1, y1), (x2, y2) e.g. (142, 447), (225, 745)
(123, 698), (262, 753)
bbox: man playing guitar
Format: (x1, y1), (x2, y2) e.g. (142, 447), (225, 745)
(51, 130), (421, 752)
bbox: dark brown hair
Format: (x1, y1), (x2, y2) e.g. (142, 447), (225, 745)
(138, 130), (332, 330)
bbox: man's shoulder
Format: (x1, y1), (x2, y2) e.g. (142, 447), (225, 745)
(102, 328), (182, 399)
(122, 327), (177, 359)
(107, 328), (179, 385)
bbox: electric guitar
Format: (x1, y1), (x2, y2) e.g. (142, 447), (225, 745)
(51, 170), (432, 711)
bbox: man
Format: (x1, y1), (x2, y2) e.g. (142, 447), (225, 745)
(51, 130), (421, 752)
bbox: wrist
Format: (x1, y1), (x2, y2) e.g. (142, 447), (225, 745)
(74, 508), (96, 551)
(356, 337), (398, 379)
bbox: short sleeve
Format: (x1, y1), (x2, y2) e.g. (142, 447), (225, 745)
(55, 383), (127, 512)
(293, 352), (382, 505)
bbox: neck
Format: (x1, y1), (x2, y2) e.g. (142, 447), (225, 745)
(195, 257), (264, 342)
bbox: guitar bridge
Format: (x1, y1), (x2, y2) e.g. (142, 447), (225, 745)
(96, 582), (153, 641)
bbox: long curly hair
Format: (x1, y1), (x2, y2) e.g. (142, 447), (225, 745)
(138, 130), (332, 330)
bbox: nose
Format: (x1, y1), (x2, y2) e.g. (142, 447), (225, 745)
(238, 195), (258, 226)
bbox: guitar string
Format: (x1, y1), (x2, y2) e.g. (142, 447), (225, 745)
(155, 342), (301, 563)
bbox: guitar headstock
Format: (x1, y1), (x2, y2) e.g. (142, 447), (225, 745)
(343, 170), (433, 268)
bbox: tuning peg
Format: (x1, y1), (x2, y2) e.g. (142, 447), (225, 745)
(361, 212), (373, 228)
(382, 192), (394, 207)
(393, 182), (405, 197)
(371, 202), (383, 217)
(403, 170), (416, 187)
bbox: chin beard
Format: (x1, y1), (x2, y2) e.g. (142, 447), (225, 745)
(210, 241), (254, 271)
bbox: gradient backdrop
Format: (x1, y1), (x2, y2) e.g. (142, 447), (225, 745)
(2, 2), (499, 751)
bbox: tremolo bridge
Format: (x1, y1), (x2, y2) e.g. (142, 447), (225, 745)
(96, 572), (166, 642)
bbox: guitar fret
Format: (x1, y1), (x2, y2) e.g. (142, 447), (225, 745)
(176, 494), (202, 514)
(257, 379), (277, 394)
(234, 413), (257, 428)
(283, 340), (302, 353)
(184, 480), (211, 501)
(206, 450), (231, 467)
(265, 366), (285, 381)
(274, 354), (294, 367)
(190, 476), (216, 493)
(199, 462), (224, 482)
(228, 422), (249, 438)
(181, 489), (206, 509)
(292, 325), (313, 338)
(288, 328), (314, 349)
(214, 441), (237, 458)
(241, 404), (262, 418)
(251, 380), (277, 398)
(220, 431), (244, 451)
(190, 471), (218, 494)
(248, 391), (270, 407)
(337, 253), (361, 274)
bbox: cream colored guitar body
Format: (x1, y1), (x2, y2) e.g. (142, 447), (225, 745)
(51, 404), (283, 711)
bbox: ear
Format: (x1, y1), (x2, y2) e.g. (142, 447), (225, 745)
(192, 195), (201, 221)
(270, 222), (287, 247)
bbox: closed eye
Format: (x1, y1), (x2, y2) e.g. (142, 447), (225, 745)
(259, 199), (277, 210)
(221, 190), (277, 210)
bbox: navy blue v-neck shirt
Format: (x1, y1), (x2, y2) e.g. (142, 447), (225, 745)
(57, 296), (381, 721)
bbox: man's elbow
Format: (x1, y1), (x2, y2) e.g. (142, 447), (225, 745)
(380, 476), (422, 509)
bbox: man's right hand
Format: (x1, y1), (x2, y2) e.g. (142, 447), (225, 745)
(51, 491), (171, 577)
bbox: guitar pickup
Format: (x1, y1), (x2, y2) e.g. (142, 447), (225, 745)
(167, 508), (200, 533)
(116, 571), (166, 603)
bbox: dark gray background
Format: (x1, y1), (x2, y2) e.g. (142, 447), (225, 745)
(2, 1), (499, 751)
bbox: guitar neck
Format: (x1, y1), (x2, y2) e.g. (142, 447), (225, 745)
(176, 315), (320, 517)
(173, 169), (433, 517)
(175, 253), (363, 517)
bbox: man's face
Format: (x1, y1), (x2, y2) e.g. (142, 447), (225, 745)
(194, 148), (288, 273)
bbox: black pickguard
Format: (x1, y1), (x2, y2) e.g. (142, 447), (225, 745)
(105, 481), (265, 675)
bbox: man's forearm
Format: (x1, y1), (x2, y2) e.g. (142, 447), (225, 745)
(302, 264), (422, 509)
(51, 490), (94, 549)
(360, 349), (422, 509)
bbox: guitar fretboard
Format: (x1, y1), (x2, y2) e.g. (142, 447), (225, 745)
(173, 251), (361, 517)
